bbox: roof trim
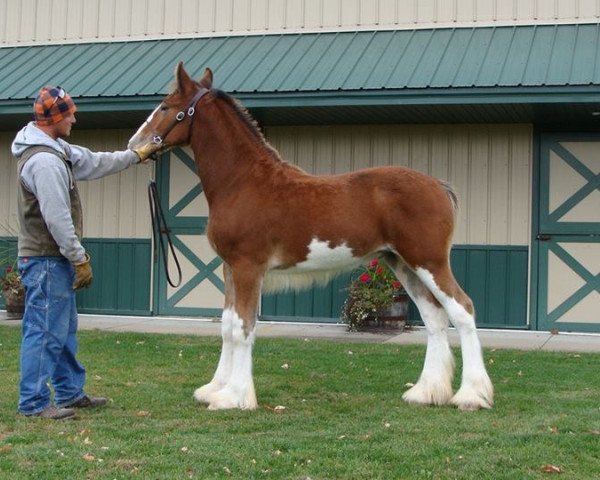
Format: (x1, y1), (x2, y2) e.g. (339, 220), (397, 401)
(1, 24), (600, 128)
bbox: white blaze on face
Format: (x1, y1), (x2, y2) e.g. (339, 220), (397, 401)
(128, 105), (160, 148)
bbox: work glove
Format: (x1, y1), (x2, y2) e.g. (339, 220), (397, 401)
(73, 253), (93, 290)
(133, 144), (160, 163)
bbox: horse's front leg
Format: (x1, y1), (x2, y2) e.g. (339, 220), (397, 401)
(204, 263), (262, 410)
(205, 308), (257, 410)
(193, 311), (235, 403)
(194, 263), (235, 404)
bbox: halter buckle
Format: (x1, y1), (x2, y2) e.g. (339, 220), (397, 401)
(175, 111), (185, 121)
(187, 107), (195, 116)
(152, 135), (163, 145)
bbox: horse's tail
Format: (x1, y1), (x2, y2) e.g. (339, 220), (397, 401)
(440, 180), (458, 213)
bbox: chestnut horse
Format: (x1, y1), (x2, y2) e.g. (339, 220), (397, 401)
(129, 63), (493, 411)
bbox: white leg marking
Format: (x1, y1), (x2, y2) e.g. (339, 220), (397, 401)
(416, 268), (494, 410)
(193, 308), (234, 403)
(206, 310), (257, 410)
(391, 264), (454, 406)
(402, 298), (454, 406)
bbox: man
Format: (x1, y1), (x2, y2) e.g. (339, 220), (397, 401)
(12, 86), (155, 420)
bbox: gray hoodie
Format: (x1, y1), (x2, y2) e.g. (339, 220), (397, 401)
(12, 122), (139, 263)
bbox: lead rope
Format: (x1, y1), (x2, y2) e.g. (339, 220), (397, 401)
(148, 180), (182, 288)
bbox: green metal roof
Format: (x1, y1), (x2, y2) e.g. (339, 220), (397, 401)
(1, 23), (599, 128)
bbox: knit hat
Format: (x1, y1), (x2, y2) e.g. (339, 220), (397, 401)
(33, 86), (76, 126)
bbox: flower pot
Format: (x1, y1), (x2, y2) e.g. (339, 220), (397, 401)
(373, 315), (407, 331)
(358, 292), (409, 332)
(2, 286), (25, 319)
(341, 258), (410, 332)
(356, 315), (406, 332)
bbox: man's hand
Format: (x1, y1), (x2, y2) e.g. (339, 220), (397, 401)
(73, 253), (93, 290)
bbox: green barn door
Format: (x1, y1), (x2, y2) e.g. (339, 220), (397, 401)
(154, 148), (224, 317)
(536, 134), (600, 332)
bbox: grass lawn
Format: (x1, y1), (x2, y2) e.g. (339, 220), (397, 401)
(0, 324), (599, 479)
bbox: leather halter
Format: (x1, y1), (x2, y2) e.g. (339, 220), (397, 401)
(149, 87), (210, 148)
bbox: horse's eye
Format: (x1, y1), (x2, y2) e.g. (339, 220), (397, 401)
(160, 105), (169, 112)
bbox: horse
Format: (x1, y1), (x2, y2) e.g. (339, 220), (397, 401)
(128, 62), (494, 411)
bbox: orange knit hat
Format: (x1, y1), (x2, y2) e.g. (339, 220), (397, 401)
(33, 86), (76, 126)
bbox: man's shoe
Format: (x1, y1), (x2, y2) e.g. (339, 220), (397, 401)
(67, 395), (107, 408)
(28, 405), (76, 420)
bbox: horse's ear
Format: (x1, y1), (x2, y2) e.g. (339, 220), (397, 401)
(175, 61), (194, 93)
(199, 68), (213, 89)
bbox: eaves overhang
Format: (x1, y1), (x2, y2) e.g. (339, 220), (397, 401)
(3, 86), (600, 131)
(3, 85), (600, 111)
(1, 23), (600, 129)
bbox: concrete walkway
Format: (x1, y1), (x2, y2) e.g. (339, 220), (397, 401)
(1, 312), (599, 353)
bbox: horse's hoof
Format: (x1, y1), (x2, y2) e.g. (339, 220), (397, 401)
(193, 384), (220, 404)
(207, 399), (238, 410)
(402, 381), (453, 406)
(451, 396), (492, 411)
(450, 382), (494, 411)
(207, 390), (240, 410)
(206, 387), (258, 411)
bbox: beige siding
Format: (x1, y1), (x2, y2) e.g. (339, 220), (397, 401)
(0, 129), (153, 239)
(2, 124), (531, 244)
(0, 131), (20, 236)
(1, 0), (599, 46)
(264, 124), (533, 246)
(67, 129), (154, 239)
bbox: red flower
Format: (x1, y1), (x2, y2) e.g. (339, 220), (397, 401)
(376, 266), (385, 275)
(359, 273), (371, 283)
(369, 259), (379, 267)
(5, 266), (12, 273)
(392, 281), (402, 290)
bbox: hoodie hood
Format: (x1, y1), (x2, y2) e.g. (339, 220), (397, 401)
(11, 122), (69, 158)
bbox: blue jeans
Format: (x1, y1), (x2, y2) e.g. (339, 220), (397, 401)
(17, 256), (86, 415)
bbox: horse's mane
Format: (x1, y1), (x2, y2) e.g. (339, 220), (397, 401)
(212, 89), (284, 163)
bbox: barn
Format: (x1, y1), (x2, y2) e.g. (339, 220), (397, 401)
(0, 0), (598, 332)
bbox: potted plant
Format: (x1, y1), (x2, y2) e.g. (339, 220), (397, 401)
(1, 223), (24, 318)
(341, 259), (409, 331)
(1, 259), (25, 318)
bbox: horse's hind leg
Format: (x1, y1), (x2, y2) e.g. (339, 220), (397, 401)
(415, 264), (494, 410)
(390, 261), (454, 406)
